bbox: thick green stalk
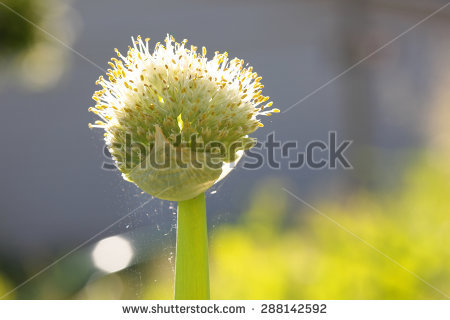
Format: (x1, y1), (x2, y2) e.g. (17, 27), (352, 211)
(174, 192), (210, 299)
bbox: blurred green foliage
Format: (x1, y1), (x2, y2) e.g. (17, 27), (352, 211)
(0, 0), (40, 56)
(144, 156), (450, 299)
(0, 0), (75, 90)
(0, 272), (14, 299)
(2, 156), (449, 299)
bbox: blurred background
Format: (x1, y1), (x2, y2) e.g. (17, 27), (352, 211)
(0, 0), (449, 299)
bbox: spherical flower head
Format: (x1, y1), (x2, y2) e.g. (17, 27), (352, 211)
(90, 35), (278, 201)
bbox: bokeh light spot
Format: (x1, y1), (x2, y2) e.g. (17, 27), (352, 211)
(91, 236), (134, 273)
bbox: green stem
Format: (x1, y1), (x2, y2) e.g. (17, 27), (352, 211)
(174, 192), (210, 299)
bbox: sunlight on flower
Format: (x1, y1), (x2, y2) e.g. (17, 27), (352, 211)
(90, 35), (278, 200)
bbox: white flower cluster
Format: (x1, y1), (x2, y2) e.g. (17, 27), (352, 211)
(90, 35), (277, 200)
